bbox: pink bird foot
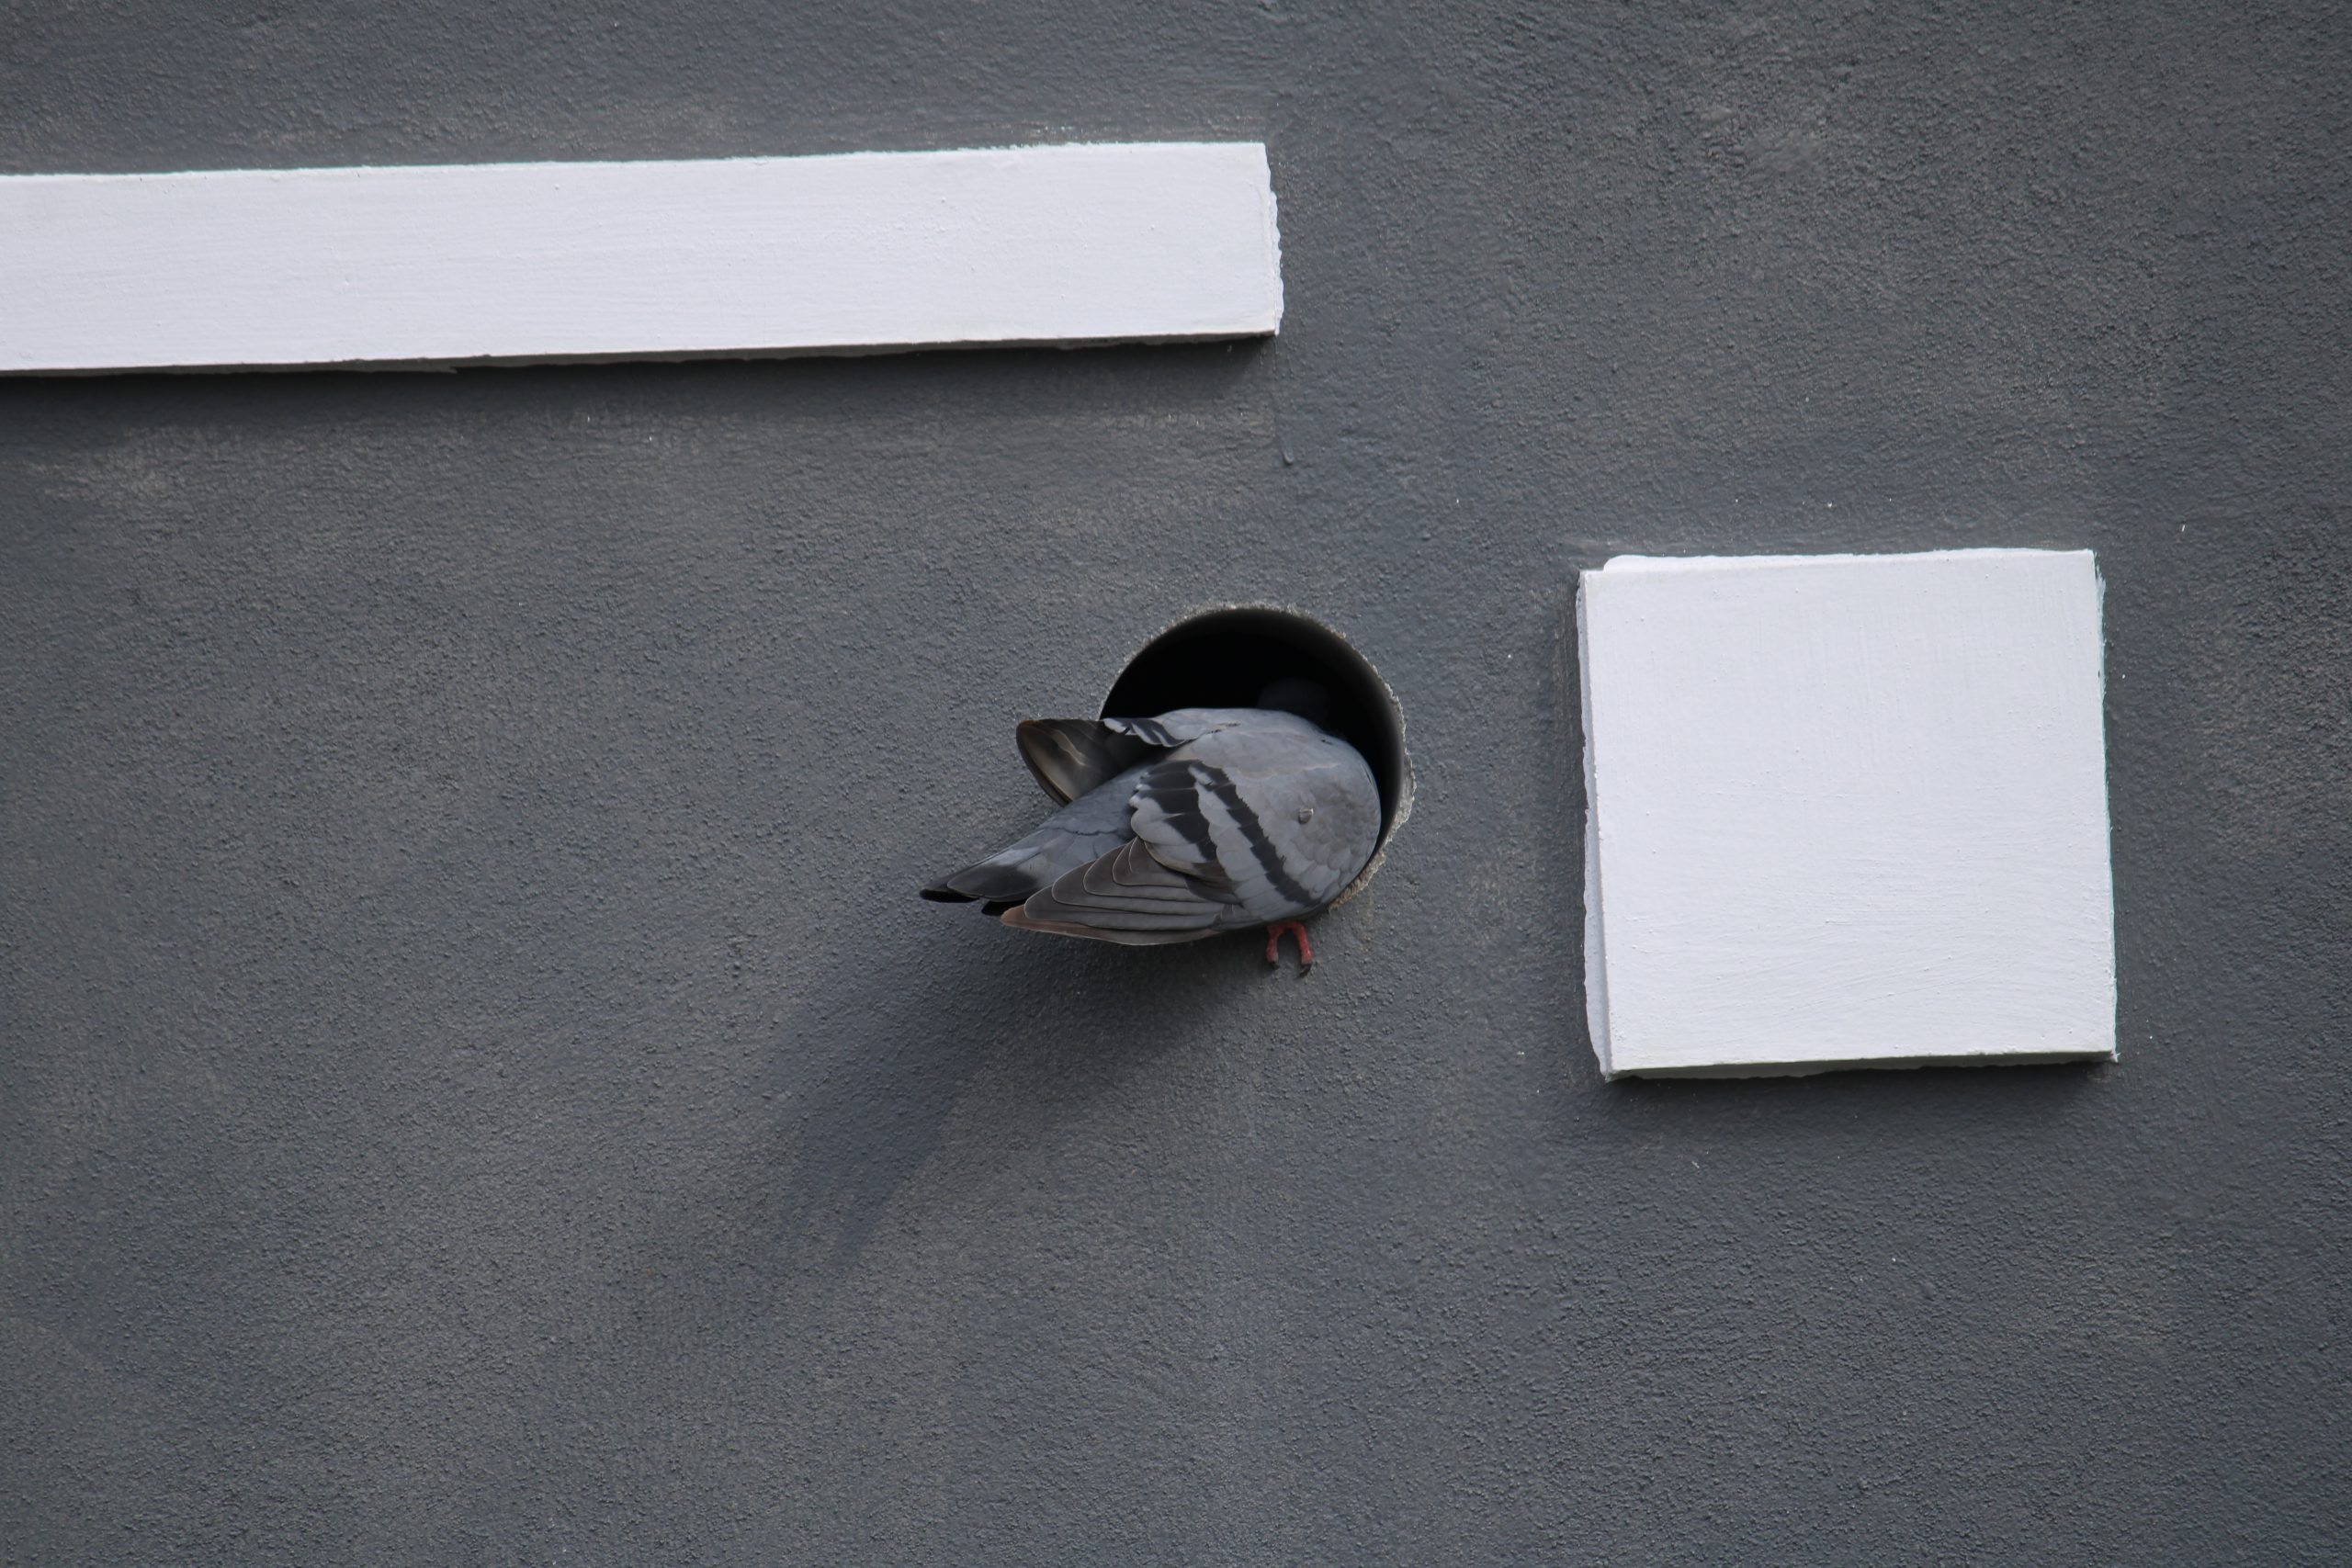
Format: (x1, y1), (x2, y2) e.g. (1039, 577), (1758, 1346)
(1263, 919), (1315, 974)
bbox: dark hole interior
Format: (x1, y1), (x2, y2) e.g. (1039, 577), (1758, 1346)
(1098, 607), (1411, 851)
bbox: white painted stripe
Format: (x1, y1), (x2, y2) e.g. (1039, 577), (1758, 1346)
(0, 142), (1282, 372)
(1578, 548), (2116, 1078)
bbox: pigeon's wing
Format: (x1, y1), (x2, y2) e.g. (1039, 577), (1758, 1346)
(1126, 724), (1383, 926)
(935, 707), (1374, 942)
(933, 709), (1283, 908)
(922, 762), (1150, 906)
(1014, 709), (1273, 804)
(1016, 721), (1153, 806)
(998, 837), (1238, 945)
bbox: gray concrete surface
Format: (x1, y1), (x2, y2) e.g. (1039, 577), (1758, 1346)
(5, 2), (2349, 1562)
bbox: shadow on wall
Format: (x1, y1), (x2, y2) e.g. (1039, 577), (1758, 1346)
(702, 919), (1260, 1289)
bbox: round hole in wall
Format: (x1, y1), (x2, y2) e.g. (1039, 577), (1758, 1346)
(1098, 605), (1414, 902)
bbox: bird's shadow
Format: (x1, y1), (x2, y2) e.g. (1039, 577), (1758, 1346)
(649, 911), (1266, 1319)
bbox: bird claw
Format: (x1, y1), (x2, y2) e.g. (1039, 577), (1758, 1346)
(1262, 919), (1315, 973)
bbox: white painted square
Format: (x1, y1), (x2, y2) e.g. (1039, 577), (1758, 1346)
(1578, 548), (2115, 1077)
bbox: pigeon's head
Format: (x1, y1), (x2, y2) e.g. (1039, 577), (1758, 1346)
(1256, 675), (1332, 728)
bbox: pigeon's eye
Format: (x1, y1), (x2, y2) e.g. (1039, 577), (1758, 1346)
(1296, 807), (1315, 824)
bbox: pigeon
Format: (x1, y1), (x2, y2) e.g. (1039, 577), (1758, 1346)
(922, 678), (1381, 969)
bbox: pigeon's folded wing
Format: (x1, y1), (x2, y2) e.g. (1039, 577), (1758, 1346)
(938, 705), (1379, 945)
(1000, 836), (1239, 943)
(1126, 727), (1381, 924)
(921, 761), (1148, 906)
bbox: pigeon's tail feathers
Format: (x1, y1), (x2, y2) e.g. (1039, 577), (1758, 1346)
(997, 838), (1236, 942)
(1017, 719), (1150, 805)
(998, 907), (1218, 945)
(921, 849), (1053, 904)
(997, 851), (1232, 940)
(922, 829), (1103, 905)
(921, 768), (1148, 904)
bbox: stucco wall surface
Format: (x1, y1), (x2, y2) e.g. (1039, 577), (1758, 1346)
(5, 3), (2348, 1562)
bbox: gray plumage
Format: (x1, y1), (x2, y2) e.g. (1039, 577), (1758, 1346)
(923, 701), (1380, 946)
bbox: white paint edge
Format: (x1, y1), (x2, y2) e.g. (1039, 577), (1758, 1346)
(1593, 547), (2087, 575)
(1577, 578), (1615, 1078)
(0, 142), (1283, 372)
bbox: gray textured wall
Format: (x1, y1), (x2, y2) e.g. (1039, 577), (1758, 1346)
(6, 3), (2349, 1562)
